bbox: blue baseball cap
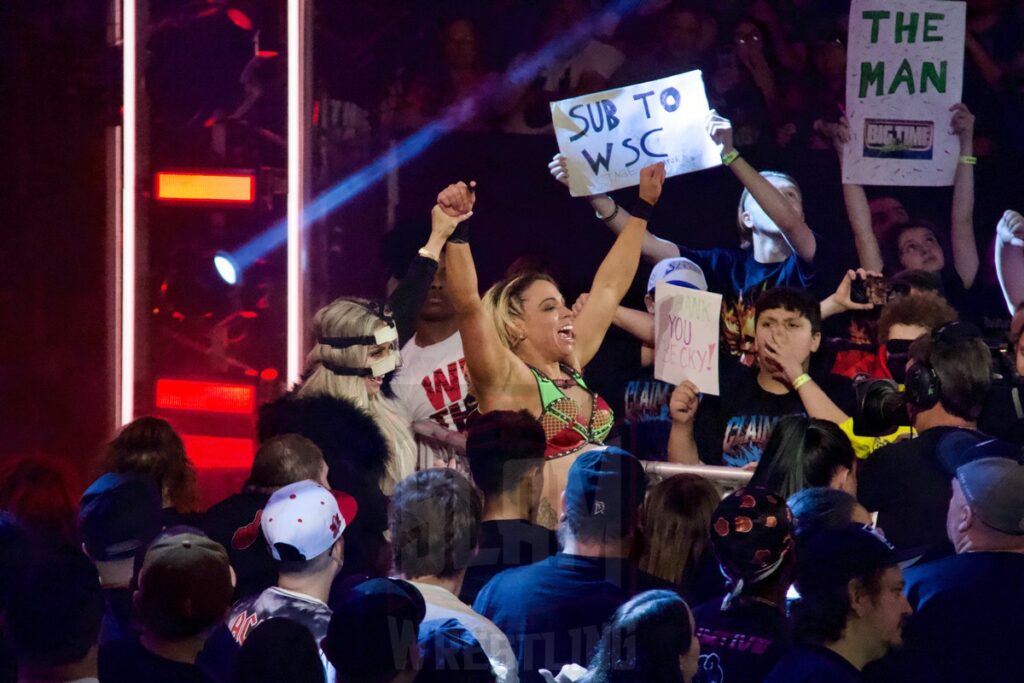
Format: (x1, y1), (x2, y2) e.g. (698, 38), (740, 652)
(79, 473), (162, 562)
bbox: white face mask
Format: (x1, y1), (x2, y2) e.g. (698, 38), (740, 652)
(366, 324), (400, 378)
(367, 349), (400, 378)
(319, 321), (401, 378)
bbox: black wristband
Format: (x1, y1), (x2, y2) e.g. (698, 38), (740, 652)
(632, 198), (655, 222)
(448, 222), (470, 244)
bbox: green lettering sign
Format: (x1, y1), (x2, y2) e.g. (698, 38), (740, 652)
(895, 11), (919, 44)
(860, 61), (886, 97)
(888, 58), (916, 95)
(923, 12), (945, 42)
(921, 60), (947, 93)
(862, 10), (891, 44)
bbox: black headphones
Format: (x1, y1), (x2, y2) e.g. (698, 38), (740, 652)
(903, 321), (983, 409)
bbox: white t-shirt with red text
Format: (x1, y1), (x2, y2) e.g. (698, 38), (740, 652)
(390, 331), (474, 468)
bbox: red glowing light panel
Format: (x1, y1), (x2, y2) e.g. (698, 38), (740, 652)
(155, 379), (256, 414)
(155, 172), (256, 203)
(181, 434), (255, 469)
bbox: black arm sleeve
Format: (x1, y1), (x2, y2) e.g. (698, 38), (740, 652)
(387, 254), (438, 347)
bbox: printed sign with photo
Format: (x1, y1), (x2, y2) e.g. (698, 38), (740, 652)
(842, 0), (966, 186)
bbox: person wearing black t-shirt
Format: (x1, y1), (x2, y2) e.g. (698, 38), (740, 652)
(551, 111), (818, 366)
(765, 525), (913, 683)
(866, 458), (1024, 683)
(100, 531), (234, 683)
(694, 486), (795, 683)
(669, 287), (853, 467)
(460, 411), (557, 605)
(858, 323), (996, 554)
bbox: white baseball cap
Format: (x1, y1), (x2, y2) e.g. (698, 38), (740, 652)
(647, 257), (708, 293)
(233, 480), (358, 562)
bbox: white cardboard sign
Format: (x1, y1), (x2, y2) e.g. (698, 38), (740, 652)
(653, 281), (722, 395)
(551, 70), (722, 196)
(843, 0), (966, 186)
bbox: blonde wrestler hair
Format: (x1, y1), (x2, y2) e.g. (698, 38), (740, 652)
(482, 271), (560, 350)
(296, 297), (415, 491)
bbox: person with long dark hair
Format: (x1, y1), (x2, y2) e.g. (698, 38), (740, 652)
(638, 474), (721, 601)
(580, 590), (700, 683)
(751, 415), (856, 500)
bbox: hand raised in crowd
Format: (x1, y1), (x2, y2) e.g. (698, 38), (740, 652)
(572, 292), (589, 318)
(638, 162), (666, 205)
(706, 110), (735, 155)
(430, 203), (474, 241)
(431, 181), (475, 243)
(998, 209), (1024, 248)
(548, 153), (570, 188)
(826, 268), (882, 315)
(950, 103), (975, 144)
(669, 380), (701, 426)
(437, 181), (476, 217)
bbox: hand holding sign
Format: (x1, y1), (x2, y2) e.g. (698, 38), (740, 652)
(669, 380), (701, 426)
(705, 110), (735, 155)
(997, 210), (1024, 249)
(949, 102), (974, 142)
(813, 116), (851, 155)
(549, 153), (571, 189)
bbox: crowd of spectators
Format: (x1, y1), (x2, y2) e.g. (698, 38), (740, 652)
(314, 0), (1024, 156)
(5, 1), (1024, 682)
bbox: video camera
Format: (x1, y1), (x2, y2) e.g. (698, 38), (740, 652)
(852, 321), (989, 437)
(852, 379), (911, 437)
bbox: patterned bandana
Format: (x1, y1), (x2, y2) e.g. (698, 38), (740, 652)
(711, 485), (795, 608)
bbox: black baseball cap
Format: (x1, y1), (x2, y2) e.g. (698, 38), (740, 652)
(325, 577), (426, 677)
(418, 618), (498, 683)
(79, 473), (162, 562)
(564, 448), (648, 536)
(795, 524), (899, 595)
(936, 430), (1022, 475)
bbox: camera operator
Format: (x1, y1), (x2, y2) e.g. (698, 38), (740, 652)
(857, 322), (997, 556)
